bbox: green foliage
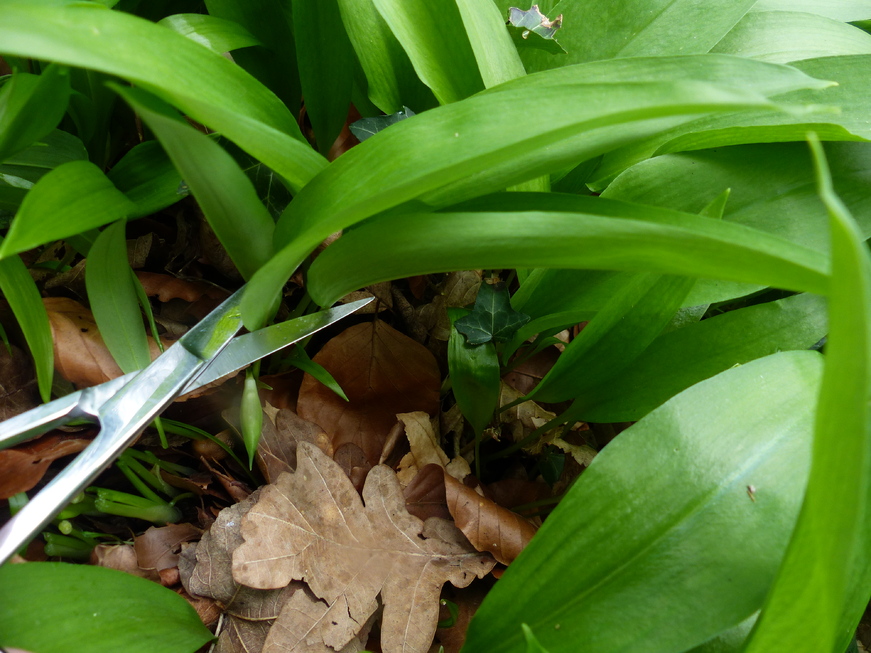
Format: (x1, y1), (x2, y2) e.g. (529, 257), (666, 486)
(2, 0), (871, 650)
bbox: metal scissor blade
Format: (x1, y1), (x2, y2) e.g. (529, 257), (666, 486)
(0, 288), (245, 565)
(0, 298), (372, 451)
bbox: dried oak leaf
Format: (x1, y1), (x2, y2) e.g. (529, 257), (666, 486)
(297, 321), (440, 465)
(444, 473), (537, 566)
(232, 442), (495, 653)
(257, 403), (332, 483)
(44, 297), (162, 387)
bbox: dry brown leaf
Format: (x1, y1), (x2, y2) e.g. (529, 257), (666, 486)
(396, 412), (469, 487)
(134, 523), (202, 574)
(233, 442), (495, 653)
(444, 473), (537, 566)
(0, 432), (93, 499)
(403, 463), (451, 522)
(414, 271), (482, 342)
(0, 344), (40, 420)
(255, 403), (332, 483)
(297, 321), (440, 465)
(91, 543), (159, 582)
(136, 271), (228, 321)
(44, 297), (162, 387)
(216, 617), (273, 653)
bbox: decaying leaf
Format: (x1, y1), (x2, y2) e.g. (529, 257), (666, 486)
(506, 5), (566, 54)
(297, 321), (441, 465)
(0, 344), (40, 420)
(444, 473), (538, 566)
(134, 523), (202, 586)
(254, 403), (332, 484)
(0, 432), (93, 499)
(233, 443), (495, 653)
(396, 412), (470, 487)
(404, 463), (451, 522)
(44, 297), (162, 387)
(414, 271), (482, 342)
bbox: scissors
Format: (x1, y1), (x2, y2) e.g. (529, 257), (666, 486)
(0, 290), (372, 565)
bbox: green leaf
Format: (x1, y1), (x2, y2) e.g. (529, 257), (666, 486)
(0, 562), (213, 653)
(336, 0), (434, 113)
(577, 292), (828, 422)
(304, 199), (829, 308)
(372, 0), (484, 104)
(463, 351), (822, 653)
(286, 345), (349, 401)
(0, 129), (87, 187)
(0, 160), (136, 259)
(86, 220), (151, 373)
(742, 138), (871, 652)
(750, 0), (871, 21)
(713, 10), (871, 63)
(243, 54), (827, 327)
(0, 240), (52, 402)
(511, 0), (756, 71)
(454, 283), (530, 345)
(158, 13), (262, 54)
(448, 307), (501, 437)
(107, 141), (187, 218)
(349, 106), (415, 142)
(521, 624), (552, 653)
(527, 273), (693, 404)
(293, 0), (355, 155)
(0, 63), (71, 162)
(457, 0), (527, 87)
(0, 1), (326, 191)
(115, 85), (274, 281)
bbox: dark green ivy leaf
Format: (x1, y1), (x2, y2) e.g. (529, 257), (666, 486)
(455, 282), (531, 345)
(507, 5), (566, 55)
(349, 107), (416, 143)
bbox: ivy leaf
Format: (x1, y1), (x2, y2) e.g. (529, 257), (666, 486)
(454, 283), (530, 345)
(349, 106), (416, 142)
(507, 5), (566, 55)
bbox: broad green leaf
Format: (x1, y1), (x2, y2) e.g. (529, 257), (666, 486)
(107, 141), (186, 218)
(463, 351), (822, 653)
(527, 274), (693, 404)
(293, 0), (355, 155)
(751, 0), (871, 21)
(243, 55), (828, 326)
(742, 139), (871, 652)
(372, 0), (484, 104)
(0, 562), (213, 653)
(458, 0), (526, 87)
(204, 0), (301, 113)
(0, 129), (87, 187)
(577, 292), (827, 422)
(448, 307), (501, 437)
(0, 64), (71, 162)
(591, 54), (871, 189)
(521, 624), (552, 653)
(0, 239), (52, 401)
(158, 13), (262, 53)
(512, 268), (630, 318)
(349, 106), (415, 142)
(225, 142), (293, 220)
(86, 221), (151, 373)
(115, 85), (273, 281)
(505, 0), (756, 71)
(335, 0), (435, 113)
(0, 1), (326, 191)
(603, 141), (871, 305)
(686, 615), (756, 653)
(712, 11), (871, 63)
(0, 160), (136, 259)
(454, 283), (530, 345)
(303, 194), (828, 306)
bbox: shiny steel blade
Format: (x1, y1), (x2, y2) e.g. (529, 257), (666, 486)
(0, 289), (244, 565)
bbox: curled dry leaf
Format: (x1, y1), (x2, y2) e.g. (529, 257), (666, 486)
(134, 523), (202, 578)
(232, 442), (495, 653)
(256, 403), (332, 484)
(444, 473), (538, 566)
(403, 463), (451, 522)
(0, 432), (93, 499)
(297, 321), (440, 465)
(396, 412), (470, 487)
(44, 297), (162, 387)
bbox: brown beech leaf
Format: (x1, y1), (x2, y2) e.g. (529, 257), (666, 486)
(134, 523), (202, 574)
(0, 344), (40, 420)
(444, 473), (538, 566)
(403, 463), (451, 522)
(297, 321), (440, 465)
(44, 297), (162, 387)
(0, 432), (93, 499)
(232, 442), (495, 653)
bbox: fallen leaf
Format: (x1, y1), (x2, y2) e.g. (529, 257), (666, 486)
(44, 297), (162, 387)
(404, 463), (451, 522)
(0, 432), (93, 499)
(333, 442), (372, 493)
(396, 412), (470, 487)
(233, 442), (495, 653)
(216, 617), (272, 653)
(444, 473), (537, 566)
(134, 523), (202, 575)
(434, 581), (492, 653)
(0, 344), (40, 420)
(135, 271), (228, 320)
(255, 403), (332, 483)
(414, 271), (482, 342)
(297, 321), (440, 464)
(91, 543), (159, 582)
